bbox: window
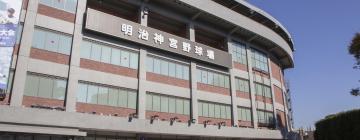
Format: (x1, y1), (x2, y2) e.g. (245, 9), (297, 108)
(76, 82), (137, 109)
(39, 0), (78, 13)
(235, 78), (250, 93)
(146, 56), (189, 80)
(24, 73), (67, 100)
(32, 28), (72, 55)
(257, 110), (274, 124)
(197, 69), (230, 89)
(232, 42), (247, 65)
(16, 24), (23, 44)
(198, 101), (231, 119)
(251, 49), (269, 72)
(237, 107), (252, 121)
(146, 93), (190, 115)
(254, 83), (272, 98)
(80, 40), (139, 69)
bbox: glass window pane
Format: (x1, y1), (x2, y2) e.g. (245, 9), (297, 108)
(152, 94), (160, 111)
(175, 64), (183, 79)
(97, 87), (108, 105)
(197, 70), (201, 82)
(226, 106), (231, 119)
(53, 79), (66, 100)
(160, 60), (169, 76)
(168, 62), (176, 77)
(120, 50), (130, 67)
(183, 100), (190, 115)
(208, 103), (214, 118)
(77, 83), (87, 102)
(118, 89), (128, 107)
(38, 77), (53, 99)
(153, 58), (161, 74)
(220, 105), (226, 119)
(160, 96), (169, 112)
(183, 66), (189, 80)
(90, 43), (101, 61)
(101, 46), (111, 63)
(202, 103), (209, 117)
(224, 76), (230, 88)
(53, 0), (65, 9)
(219, 75), (225, 88)
(146, 57), (153, 72)
(65, 0), (77, 13)
(129, 52), (138, 69)
(111, 48), (121, 66)
(127, 91), (137, 109)
(201, 70), (207, 84)
(214, 104), (220, 118)
(198, 102), (203, 116)
(45, 32), (59, 52)
(58, 35), (72, 55)
(207, 72), (213, 85)
(87, 85), (98, 104)
(146, 94), (152, 111)
(24, 75), (39, 97)
(168, 97), (176, 113)
(176, 99), (184, 114)
(39, 0), (52, 6)
(32, 29), (46, 49)
(213, 73), (219, 86)
(80, 41), (91, 59)
(108, 88), (118, 106)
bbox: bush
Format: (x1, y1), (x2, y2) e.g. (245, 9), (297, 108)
(315, 109), (360, 140)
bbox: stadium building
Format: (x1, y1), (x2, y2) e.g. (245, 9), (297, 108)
(0, 0), (295, 140)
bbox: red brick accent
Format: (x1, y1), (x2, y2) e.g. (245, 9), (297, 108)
(253, 70), (270, 79)
(37, 4), (75, 23)
(22, 0), (29, 10)
(256, 95), (273, 104)
(76, 102), (136, 117)
(146, 72), (190, 88)
(145, 111), (190, 124)
(274, 85), (284, 105)
(238, 120), (253, 128)
(270, 60), (282, 82)
(80, 58), (138, 78)
(233, 62), (248, 71)
(22, 96), (64, 107)
(30, 48), (70, 65)
(198, 116), (232, 127)
(236, 91), (251, 99)
(197, 83), (230, 96)
(276, 110), (287, 128)
(0, 95), (10, 105)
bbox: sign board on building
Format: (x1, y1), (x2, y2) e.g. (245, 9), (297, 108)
(0, 0), (22, 92)
(85, 8), (232, 68)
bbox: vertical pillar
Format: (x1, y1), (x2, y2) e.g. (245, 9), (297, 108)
(188, 23), (198, 122)
(10, 0), (39, 107)
(65, 0), (87, 112)
(137, 4), (148, 119)
(267, 56), (278, 129)
(245, 44), (258, 128)
(227, 39), (239, 126)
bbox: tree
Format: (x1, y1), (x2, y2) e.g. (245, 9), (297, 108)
(348, 33), (360, 96)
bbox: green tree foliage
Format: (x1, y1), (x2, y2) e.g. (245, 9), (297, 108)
(314, 109), (360, 140)
(348, 33), (360, 96)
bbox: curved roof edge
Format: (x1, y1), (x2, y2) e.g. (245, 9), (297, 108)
(235, 0), (294, 51)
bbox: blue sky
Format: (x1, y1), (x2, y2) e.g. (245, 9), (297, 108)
(248, 0), (360, 128)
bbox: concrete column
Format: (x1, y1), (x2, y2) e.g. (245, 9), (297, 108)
(10, 0), (39, 107)
(227, 40), (239, 126)
(137, 6), (148, 119)
(65, 0), (87, 112)
(137, 49), (147, 119)
(190, 62), (198, 122)
(187, 23), (195, 41)
(245, 44), (258, 128)
(267, 56), (278, 129)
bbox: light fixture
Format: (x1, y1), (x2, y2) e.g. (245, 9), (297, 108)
(203, 120), (211, 128)
(128, 113), (138, 122)
(150, 115), (159, 124)
(218, 122), (226, 129)
(188, 118), (196, 126)
(170, 117), (179, 125)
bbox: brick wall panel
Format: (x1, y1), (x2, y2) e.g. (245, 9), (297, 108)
(76, 102), (136, 117)
(146, 72), (190, 88)
(80, 59), (138, 78)
(145, 111), (190, 124)
(37, 4), (75, 23)
(30, 48), (70, 64)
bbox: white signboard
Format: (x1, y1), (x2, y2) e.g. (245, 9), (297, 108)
(0, 0), (22, 91)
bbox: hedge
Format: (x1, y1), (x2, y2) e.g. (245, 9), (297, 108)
(315, 109), (360, 140)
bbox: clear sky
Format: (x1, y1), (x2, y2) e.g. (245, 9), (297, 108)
(248, 0), (360, 128)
